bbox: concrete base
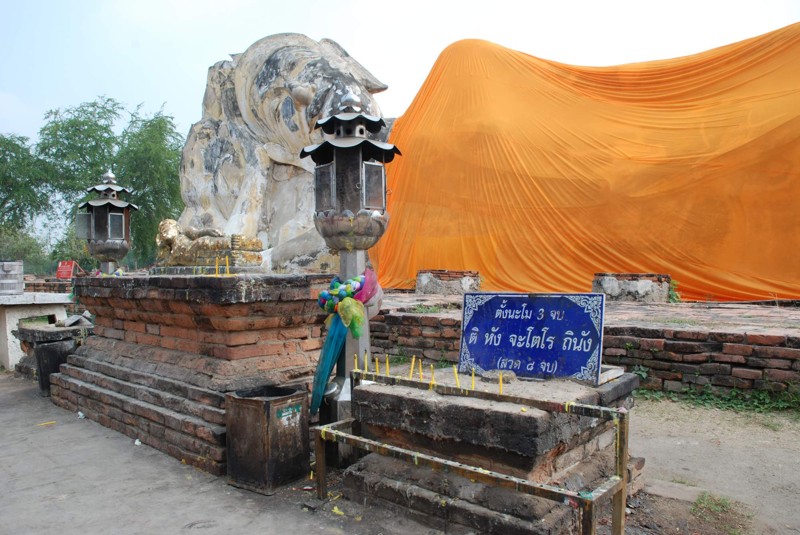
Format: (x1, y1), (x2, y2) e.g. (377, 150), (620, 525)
(0, 292), (72, 370)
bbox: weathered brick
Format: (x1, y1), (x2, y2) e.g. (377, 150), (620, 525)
(722, 343), (753, 356)
(753, 346), (800, 361)
(664, 341), (721, 354)
(663, 380), (683, 392)
(745, 333), (786, 346)
(419, 316), (440, 327)
(441, 328), (461, 339)
(145, 323), (160, 335)
(653, 370), (682, 381)
(603, 336), (639, 349)
(732, 368), (762, 380)
(682, 353), (710, 363)
(699, 363), (731, 376)
(711, 375), (752, 389)
(124, 321), (147, 333)
(683, 374), (710, 385)
(213, 342), (286, 360)
(653, 351), (683, 362)
(753, 380), (787, 392)
(764, 369), (800, 383)
(708, 332), (745, 343)
(673, 331), (710, 341)
(638, 338), (665, 351)
(604, 348), (626, 356)
(299, 339), (323, 351)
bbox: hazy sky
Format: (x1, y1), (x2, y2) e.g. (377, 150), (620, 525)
(2, 0), (799, 142)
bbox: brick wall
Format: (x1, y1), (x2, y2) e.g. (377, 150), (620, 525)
(602, 327), (800, 393)
(370, 313), (800, 392)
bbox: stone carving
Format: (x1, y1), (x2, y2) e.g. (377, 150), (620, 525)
(178, 33), (388, 271)
(155, 219), (262, 267)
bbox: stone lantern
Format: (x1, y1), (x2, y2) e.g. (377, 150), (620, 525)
(300, 99), (401, 251)
(75, 170), (138, 274)
(300, 95), (400, 423)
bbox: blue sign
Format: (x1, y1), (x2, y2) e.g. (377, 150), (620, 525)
(458, 293), (605, 384)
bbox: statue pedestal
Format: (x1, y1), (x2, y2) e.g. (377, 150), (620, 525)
(50, 273), (329, 474)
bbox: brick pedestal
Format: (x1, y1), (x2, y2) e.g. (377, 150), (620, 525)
(50, 273), (329, 474)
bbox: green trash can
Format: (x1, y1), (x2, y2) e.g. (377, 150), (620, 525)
(226, 385), (310, 494)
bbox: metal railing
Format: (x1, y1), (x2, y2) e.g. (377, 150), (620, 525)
(314, 370), (628, 535)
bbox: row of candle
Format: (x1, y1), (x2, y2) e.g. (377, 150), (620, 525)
(353, 351), (505, 395)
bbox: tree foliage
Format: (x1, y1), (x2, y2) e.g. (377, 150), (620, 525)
(17, 96), (186, 269)
(0, 134), (53, 229)
(116, 109), (184, 265)
(0, 225), (52, 274)
(36, 96), (123, 203)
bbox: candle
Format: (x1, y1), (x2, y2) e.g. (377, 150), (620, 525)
(471, 367), (475, 390)
(225, 256), (230, 275)
(429, 364), (436, 388)
(215, 257), (219, 276)
(363, 350), (369, 373)
(418, 358), (424, 381)
(374, 357), (379, 375)
(409, 356), (416, 379)
(385, 354), (389, 376)
(499, 372), (504, 395)
(453, 365), (461, 389)
(354, 353), (359, 372)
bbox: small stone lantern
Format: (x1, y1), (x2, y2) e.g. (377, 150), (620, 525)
(300, 96), (401, 251)
(75, 170), (138, 273)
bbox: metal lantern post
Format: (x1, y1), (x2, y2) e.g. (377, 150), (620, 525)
(75, 170), (138, 274)
(301, 95), (400, 425)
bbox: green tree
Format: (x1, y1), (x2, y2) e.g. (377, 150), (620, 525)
(49, 225), (98, 272)
(36, 96), (123, 203)
(32, 97), (185, 268)
(0, 134), (53, 229)
(0, 225), (52, 274)
(116, 109), (184, 266)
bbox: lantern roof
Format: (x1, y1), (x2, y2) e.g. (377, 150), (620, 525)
(315, 113), (386, 135)
(78, 198), (139, 210)
(300, 137), (401, 165)
(86, 183), (132, 194)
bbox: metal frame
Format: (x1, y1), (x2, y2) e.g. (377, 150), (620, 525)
(314, 370), (628, 535)
(360, 161), (386, 211)
(314, 160), (336, 212)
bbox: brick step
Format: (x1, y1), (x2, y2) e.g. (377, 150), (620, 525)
(59, 363), (226, 426)
(50, 373), (226, 474)
(344, 454), (574, 535)
(67, 353), (225, 409)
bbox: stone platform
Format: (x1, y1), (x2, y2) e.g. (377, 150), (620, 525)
(50, 273), (328, 474)
(342, 371), (640, 534)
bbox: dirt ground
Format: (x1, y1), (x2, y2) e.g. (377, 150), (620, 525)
(627, 399), (800, 534)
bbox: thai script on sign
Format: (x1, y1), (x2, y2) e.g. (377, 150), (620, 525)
(458, 293), (605, 384)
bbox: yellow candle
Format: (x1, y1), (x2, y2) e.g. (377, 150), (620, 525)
(225, 256), (230, 275)
(499, 372), (504, 395)
(385, 354), (389, 376)
(409, 356), (416, 379)
(215, 257), (219, 276)
(363, 350), (369, 373)
(453, 365), (461, 389)
(471, 367), (475, 390)
(429, 364), (436, 387)
(418, 358), (424, 381)
(354, 353), (359, 372)
(374, 357), (379, 374)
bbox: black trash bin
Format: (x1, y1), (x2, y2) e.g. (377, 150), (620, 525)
(226, 385), (310, 494)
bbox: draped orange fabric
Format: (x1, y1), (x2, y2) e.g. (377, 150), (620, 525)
(372, 24), (800, 301)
